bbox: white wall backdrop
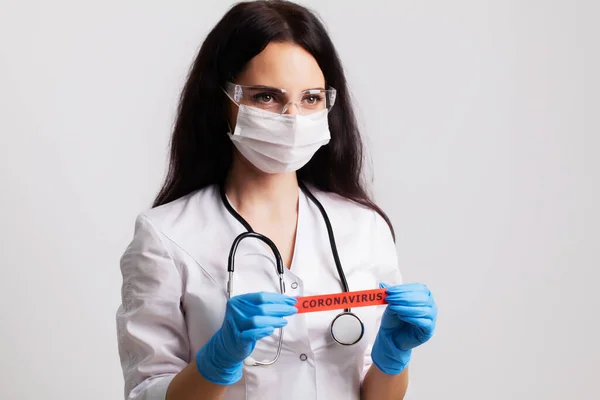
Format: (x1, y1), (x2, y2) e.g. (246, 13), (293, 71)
(1, 1), (598, 399)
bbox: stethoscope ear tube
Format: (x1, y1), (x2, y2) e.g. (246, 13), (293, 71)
(226, 230), (287, 366)
(227, 232), (285, 274)
(226, 231), (286, 298)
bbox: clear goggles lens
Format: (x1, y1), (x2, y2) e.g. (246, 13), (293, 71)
(224, 82), (337, 115)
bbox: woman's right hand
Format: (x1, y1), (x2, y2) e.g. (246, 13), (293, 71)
(195, 292), (298, 385)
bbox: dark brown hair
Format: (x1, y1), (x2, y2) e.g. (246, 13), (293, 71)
(153, 0), (394, 239)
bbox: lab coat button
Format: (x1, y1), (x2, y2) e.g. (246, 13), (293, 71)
(299, 353), (307, 361)
(291, 282), (298, 289)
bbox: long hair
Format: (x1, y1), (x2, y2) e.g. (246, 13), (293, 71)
(153, 0), (394, 239)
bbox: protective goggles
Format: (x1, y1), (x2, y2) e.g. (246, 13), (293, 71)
(224, 82), (337, 115)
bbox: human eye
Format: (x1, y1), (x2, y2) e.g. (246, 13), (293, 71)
(303, 93), (324, 106)
(252, 91), (281, 104)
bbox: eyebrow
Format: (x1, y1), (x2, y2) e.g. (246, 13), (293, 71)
(247, 85), (282, 91)
(304, 87), (327, 91)
(245, 85), (326, 92)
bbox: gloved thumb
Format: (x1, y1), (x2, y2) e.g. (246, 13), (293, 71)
(379, 282), (391, 289)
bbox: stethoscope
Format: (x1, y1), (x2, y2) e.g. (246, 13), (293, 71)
(220, 182), (365, 366)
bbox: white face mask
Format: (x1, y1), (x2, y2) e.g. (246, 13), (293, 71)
(227, 105), (331, 174)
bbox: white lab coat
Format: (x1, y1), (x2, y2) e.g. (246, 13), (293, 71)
(116, 184), (403, 400)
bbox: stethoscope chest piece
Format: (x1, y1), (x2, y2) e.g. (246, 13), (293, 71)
(330, 312), (364, 346)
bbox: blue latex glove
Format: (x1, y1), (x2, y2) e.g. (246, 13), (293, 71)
(371, 282), (438, 374)
(195, 292), (297, 385)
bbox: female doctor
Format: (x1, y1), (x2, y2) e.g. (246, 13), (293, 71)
(116, 1), (437, 399)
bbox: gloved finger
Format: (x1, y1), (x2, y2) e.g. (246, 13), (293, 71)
(385, 291), (432, 307)
(239, 326), (275, 343)
(238, 292), (297, 305)
(380, 282), (431, 295)
(387, 305), (434, 319)
(256, 303), (298, 317)
(245, 315), (288, 330)
(396, 316), (436, 332)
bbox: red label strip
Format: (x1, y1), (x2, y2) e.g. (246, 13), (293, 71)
(295, 288), (388, 314)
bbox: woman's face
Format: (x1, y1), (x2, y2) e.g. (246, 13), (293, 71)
(228, 41), (326, 128)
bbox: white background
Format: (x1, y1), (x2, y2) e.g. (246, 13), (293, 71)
(1, 0), (598, 399)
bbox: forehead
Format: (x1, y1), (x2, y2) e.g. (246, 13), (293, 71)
(236, 42), (326, 91)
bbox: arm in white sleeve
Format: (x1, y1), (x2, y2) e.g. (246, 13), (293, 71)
(116, 215), (190, 400)
(361, 211), (403, 380)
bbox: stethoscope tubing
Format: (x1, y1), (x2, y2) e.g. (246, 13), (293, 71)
(221, 182), (350, 301)
(298, 182), (350, 312)
(221, 182), (361, 365)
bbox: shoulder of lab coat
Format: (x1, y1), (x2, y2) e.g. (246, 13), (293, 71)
(116, 190), (203, 400)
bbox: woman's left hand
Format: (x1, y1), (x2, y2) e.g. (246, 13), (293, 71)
(371, 282), (438, 375)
